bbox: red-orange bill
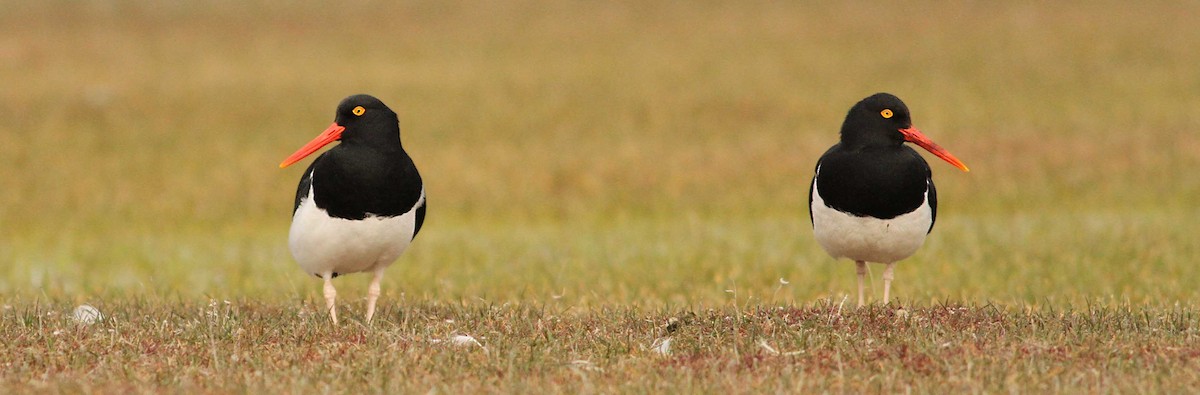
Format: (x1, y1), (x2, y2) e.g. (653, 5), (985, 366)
(899, 127), (970, 172)
(279, 123), (345, 168)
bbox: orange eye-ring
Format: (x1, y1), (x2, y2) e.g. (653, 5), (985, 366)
(352, 106), (365, 116)
(881, 109), (893, 119)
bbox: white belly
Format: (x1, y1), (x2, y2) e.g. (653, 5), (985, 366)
(810, 180), (931, 264)
(288, 183), (425, 276)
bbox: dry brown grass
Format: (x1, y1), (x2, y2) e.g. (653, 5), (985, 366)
(3, 301), (1199, 393)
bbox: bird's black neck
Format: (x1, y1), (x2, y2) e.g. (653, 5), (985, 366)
(839, 126), (903, 150)
(308, 143), (421, 220)
(341, 124), (404, 152)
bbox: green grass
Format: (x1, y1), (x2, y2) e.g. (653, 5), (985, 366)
(3, 1), (1200, 392)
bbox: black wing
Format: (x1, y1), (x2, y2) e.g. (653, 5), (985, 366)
(808, 158), (823, 227)
(926, 174), (937, 234)
(412, 199), (427, 240)
(292, 159), (320, 214)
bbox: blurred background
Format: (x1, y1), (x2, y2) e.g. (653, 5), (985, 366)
(2, 1), (1197, 306)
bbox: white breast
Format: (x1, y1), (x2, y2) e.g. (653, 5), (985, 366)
(810, 179), (931, 264)
(288, 174), (424, 276)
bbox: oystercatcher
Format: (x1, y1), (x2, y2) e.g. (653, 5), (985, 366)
(280, 94), (426, 324)
(809, 93), (968, 307)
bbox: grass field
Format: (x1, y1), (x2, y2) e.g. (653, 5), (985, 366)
(3, 1), (1200, 392)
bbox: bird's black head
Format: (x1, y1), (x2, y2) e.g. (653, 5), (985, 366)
(838, 92), (913, 148)
(333, 94), (401, 145)
(279, 94), (403, 168)
(832, 92), (971, 172)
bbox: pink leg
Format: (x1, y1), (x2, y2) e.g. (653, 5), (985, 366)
(365, 268), (385, 324)
(882, 263), (896, 305)
(323, 272), (338, 324)
(855, 261), (868, 307)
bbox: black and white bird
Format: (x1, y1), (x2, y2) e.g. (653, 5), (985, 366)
(279, 94), (426, 324)
(809, 93), (968, 307)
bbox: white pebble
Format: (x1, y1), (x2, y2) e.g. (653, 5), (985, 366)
(72, 305), (103, 325)
(450, 335), (482, 347)
(651, 337), (672, 356)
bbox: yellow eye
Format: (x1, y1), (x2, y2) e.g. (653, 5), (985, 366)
(352, 106), (365, 116)
(881, 109), (893, 119)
